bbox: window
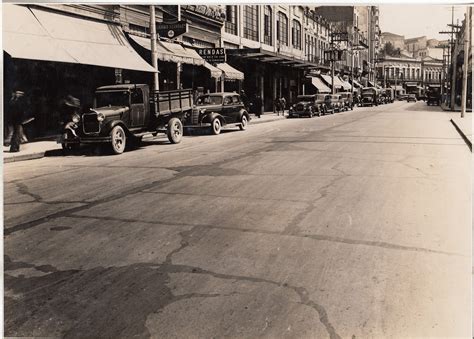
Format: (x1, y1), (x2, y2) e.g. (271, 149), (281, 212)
(243, 5), (258, 41)
(131, 89), (143, 104)
(232, 95), (240, 104)
(224, 96), (232, 105)
(292, 20), (301, 49)
(263, 6), (272, 45)
(225, 6), (238, 35)
(277, 12), (288, 46)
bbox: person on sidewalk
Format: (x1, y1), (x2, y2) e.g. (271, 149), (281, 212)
(274, 98), (281, 115)
(8, 90), (29, 153)
(255, 94), (262, 118)
(279, 97), (287, 115)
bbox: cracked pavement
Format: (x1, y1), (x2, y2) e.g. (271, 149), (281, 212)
(3, 101), (471, 338)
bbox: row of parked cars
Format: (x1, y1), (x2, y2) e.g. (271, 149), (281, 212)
(288, 87), (396, 118)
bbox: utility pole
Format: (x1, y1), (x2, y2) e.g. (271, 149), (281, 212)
(176, 5), (182, 90)
(331, 32), (336, 94)
(150, 5), (159, 92)
(461, 6), (471, 117)
(440, 6), (462, 109)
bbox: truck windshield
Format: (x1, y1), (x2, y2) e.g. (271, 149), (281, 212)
(95, 91), (130, 108)
(196, 95), (222, 105)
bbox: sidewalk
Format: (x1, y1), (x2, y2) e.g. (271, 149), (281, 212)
(440, 102), (472, 113)
(446, 111), (472, 151)
(3, 112), (287, 164)
(3, 140), (62, 163)
(249, 111), (287, 124)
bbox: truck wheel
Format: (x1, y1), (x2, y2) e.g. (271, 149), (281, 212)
(210, 118), (221, 135)
(110, 125), (126, 154)
(239, 115), (248, 130)
(167, 117), (183, 144)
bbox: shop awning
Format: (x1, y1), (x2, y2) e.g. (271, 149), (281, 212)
(129, 35), (204, 66)
(338, 77), (352, 91)
(216, 63), (244, 80)
(310, 77), (331, 93)
(3, 5), (156, 72)
(203, 62), (222, 79)
(350, 79), (363, 88)
(319, 74), (333, 86)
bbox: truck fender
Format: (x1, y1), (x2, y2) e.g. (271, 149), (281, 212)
(201, 112), (225, 125)
(103, 120), (130, 136)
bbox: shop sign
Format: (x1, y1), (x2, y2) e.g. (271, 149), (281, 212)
(331, 32), (349, 42)
(324, 50), (344, 61)
(157, 21), (188, 39)
(197, 48), (226, 63)
(183, 5), (226, 22)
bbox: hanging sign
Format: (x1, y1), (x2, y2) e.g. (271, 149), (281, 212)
(197, 48), (226, 64)
(157, 21), (188, 39)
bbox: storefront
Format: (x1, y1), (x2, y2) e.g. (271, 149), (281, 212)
(3, 4), (156, 138)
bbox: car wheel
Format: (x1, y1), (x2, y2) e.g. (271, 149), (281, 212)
(110, 125), (126, 154)
(210, 118), (221, 135)
(167, 117), (183, 144)
(239, 114), (248, 130)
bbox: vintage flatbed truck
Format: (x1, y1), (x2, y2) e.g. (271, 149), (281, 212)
(60, 84), (193, 154)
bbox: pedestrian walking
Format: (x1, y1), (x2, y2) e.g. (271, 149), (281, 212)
(255, 94), (263, 118)
(240, 90), (250, 112)
(280, 97), (287, 115)
(7, 90), (30, 153)
(274, 98), (281, 115)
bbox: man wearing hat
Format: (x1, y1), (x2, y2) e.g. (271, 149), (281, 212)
(8, 90), (29, 152)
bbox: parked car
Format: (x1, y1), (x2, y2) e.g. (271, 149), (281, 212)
(426, 85), (441, 106)
(406, 94), (417, 102)
(339, 92), (354, 110)
(360, 87), (380, 107)
(397, 94), (408, 101)
(324, 94), (342, 113)
(187, 93), (250, 135)
(59, 84), (191, 154)
(288, 94), (326, 118)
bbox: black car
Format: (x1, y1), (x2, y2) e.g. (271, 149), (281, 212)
(188, 93), (250, 135)
(288, 94), (326, 118)
(407, 94), (417, 102)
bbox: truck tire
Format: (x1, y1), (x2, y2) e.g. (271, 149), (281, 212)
(167, 117), (183, 144)
(210, 118), (221, 135)
(110, 125), (126, 154)
(239, 114), (248, 130)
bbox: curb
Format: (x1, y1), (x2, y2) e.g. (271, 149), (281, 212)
(450, 119), (472, 152)
(4, 151), (47, 163)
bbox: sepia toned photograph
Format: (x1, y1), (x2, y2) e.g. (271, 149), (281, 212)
(2, 2), (472, 338)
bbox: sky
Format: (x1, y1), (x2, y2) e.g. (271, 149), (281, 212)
(379, 5), (467, 41)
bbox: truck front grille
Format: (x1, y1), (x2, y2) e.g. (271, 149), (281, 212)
(82, 113), (100, 134)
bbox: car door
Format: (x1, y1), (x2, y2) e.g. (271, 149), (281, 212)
(130, 88), (145, 127)
(221, 95), (235, 123)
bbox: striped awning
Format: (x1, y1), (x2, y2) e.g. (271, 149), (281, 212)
(216, 63), (244, 80)
(4, 5), (156, 72)
(129, 34), (205, 66)
(310, 77), (331, 93)
(203, 62), (222, 79)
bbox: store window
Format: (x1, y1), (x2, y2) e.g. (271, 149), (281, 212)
(263, 6), (272, 45)
(292, 20), (301, 49)
(225, 6), (238, 35)
(243, 5), (259, 41)
(277, 12), (288, 46)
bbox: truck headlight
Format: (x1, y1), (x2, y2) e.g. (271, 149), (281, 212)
(97, 113), (105, 122)
(72, 113), (81, 123)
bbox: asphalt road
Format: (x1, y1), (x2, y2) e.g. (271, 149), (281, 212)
(4, 101), (471, 338)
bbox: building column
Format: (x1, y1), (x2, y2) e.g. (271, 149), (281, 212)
(260, 75), (264, 113)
